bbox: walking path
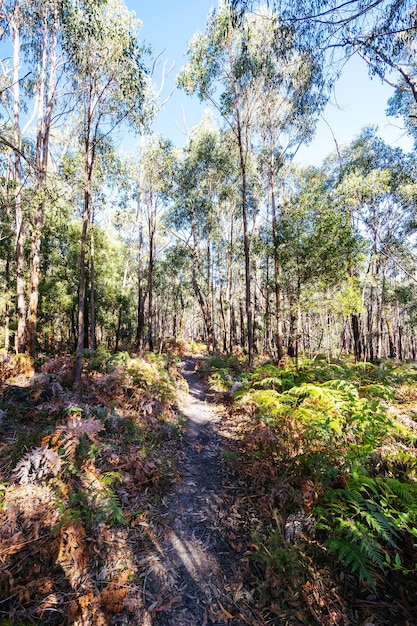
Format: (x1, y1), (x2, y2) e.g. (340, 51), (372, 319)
(138, 357), (264, 626)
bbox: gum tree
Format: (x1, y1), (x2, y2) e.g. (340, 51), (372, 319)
(178, 3), (327, 363)
(137, 134), (176, 352)
(178, 3), (262, 364)
(62, 0), (150, 382)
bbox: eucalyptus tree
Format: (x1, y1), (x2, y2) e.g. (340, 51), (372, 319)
(178, 2), (264, 364)
(168, 116), (238, 352)
(0, 144), (14, 350)
(334, 128), (415, 360)
(0, 0), (70, 356)
(137, 134), (176, 352)
(178, 2), (328, 363)
(0, 1), (27, 352)
(25, 0), (67, 358)
(247, 6), (326, 360)
(61, 0), (150, 382)
(278, 165), (362, 359)
(275, 0), (417, 134)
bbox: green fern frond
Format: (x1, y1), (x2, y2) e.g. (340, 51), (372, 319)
(357, 534), (386, 571)
(359, 384), (395, 401)
(363, 510), (399, 547)
(98, 471), (123, 487)
(327, 538), (376, 588)
(92, 487), (126, 525)
(253, 376), (283, 390)
(285, 383), (345, 414)
(245, 389), (291, 416)
(383, 477), (417, 504)
(322, 379), (359, 400)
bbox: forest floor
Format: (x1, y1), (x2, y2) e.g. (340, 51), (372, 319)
(0, 353), (268, 626)
(132, 356), (262, 626)
(1, 350), (417, 625)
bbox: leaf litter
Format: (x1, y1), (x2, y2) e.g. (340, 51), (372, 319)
(2, 352), (416, 625)
(0, 354), (266, 625)
(135, 357), (263, 626)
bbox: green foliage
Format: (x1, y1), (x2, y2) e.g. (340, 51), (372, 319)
(316, 471), (417, 588)
(107, 351), (131, 369)
(56, 477), (126, 530)
(121, 355), (176, 402)
(236, 357), (417, 591)
(255, 525), (306, 583)
(208, 367), (232, 392)
(87, 346), (112, 371)
(201, 353), (243, 392)
(359, 384), (395, 401)
(250, 363), (295, 392)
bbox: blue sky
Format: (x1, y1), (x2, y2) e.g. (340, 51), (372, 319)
(125, 0), (413, 165)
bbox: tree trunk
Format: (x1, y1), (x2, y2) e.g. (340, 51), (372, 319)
(147, 218), (155, 352)
(136, 200), (146, 352)
(12, 16), (26, 353)
(351, 314), (362, 362)
(268, 138), (284, 362)
(232, 80), (253, 365)
(89, 213), (96, 351)
(75, 89), (95, 383)
(386, 319), (396, 359)
(28, 9), (58, 359)
(287, 292), (297, 359)
(4, 256), (10, 351)
(239, 138), (254, 365)
(228, 215), (235, 353)
(190, 220), (214, 350)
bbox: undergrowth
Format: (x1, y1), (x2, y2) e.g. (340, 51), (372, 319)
(206, 354), (417, 624)
(0, 350), (185, 624)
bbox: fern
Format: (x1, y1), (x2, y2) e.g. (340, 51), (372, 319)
(316, 470), (415, 589)
(91, 487), (126, 525)
(327, 538), (377, 588)
(56, 472), (126, 528)
(252, 376), (283, 390)
(13, 446), (61, 484)
(50, 414), (103, 461)
(359, 384), (395, 401)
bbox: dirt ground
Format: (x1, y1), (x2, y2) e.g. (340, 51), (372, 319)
(131, 357), (264, 625)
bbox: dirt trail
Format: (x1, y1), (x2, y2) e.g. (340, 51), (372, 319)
(137, 357), (262, 626)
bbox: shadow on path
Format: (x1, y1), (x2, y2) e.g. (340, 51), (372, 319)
(135, 357), (264, 626)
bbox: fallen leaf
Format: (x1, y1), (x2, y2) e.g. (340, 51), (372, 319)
(155, 595), (181, 612)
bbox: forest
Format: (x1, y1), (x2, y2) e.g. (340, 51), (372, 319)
(1, 0), (417, 624)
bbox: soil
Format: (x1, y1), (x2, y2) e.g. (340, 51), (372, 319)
(133, 357), (263, 626)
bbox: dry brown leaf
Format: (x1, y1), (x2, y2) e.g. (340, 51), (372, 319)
(218, 600), (235, 619)
(0, 532), (24, 559)
(99, 582), (127, 612)
(154, 594), (181, 612)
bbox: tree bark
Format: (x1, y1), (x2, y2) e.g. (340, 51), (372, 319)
(136, 198), (146, 352)
(12, 15), (26, 353)
(89, 213), (96, 352)
(75, 85), (96, 383)
(351, 314), (362, 362)
(268, 131), (284, 362)
(28, 8), (59, 359)
(147, 209), (155, 352)
(238, 127), (254, 365)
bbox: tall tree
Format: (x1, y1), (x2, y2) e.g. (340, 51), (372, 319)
(335, 127), (414, 359)
(9, 2), (26, 353)
(169, 116), (234, 352)
(62, 0), (149, 382)
(137, 134), (175, 352)
(26, 0), (64, 358)
(250, 6), (326, 359)
(178, 3), (267, 364)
